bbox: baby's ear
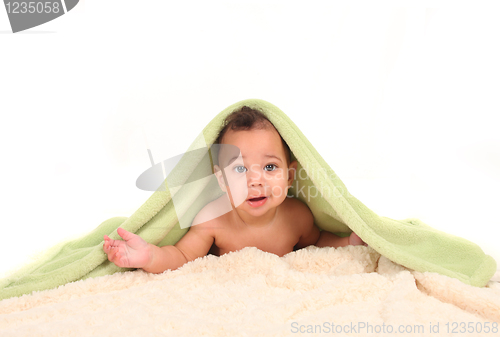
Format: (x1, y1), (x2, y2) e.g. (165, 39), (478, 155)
(214, 165), (228, 192)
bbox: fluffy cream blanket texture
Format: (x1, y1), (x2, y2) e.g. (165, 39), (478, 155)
(0, 246), (499, 336)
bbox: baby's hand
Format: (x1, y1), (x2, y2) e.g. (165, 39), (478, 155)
(103, 227), (151, 268)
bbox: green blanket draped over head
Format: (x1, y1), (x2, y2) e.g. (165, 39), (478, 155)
(0, 99), (496, 301)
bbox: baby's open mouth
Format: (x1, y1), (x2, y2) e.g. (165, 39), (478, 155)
(247, 196), (268, 208)
(248, 196), (266, 202)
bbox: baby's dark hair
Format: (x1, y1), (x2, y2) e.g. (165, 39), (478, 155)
(215, 106), (291, 165)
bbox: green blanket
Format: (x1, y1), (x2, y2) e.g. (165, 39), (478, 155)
(0, 99), (496, 300)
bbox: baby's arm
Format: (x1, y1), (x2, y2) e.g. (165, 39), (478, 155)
(293, 201), (366, 249)
(316, 231), (365, 248)
(103, 222), (215, 273)
(143, 224), (215, 273)
(293, 203), (321, 250)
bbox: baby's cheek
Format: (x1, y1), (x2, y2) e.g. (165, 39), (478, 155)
(226, 176), (248, 207)
(271, 184), (288, 199)
(264, 169), (286, 181)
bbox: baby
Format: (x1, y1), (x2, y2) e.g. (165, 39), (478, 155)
(103, 107), (365, 273)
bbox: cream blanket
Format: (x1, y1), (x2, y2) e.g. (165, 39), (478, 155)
(1, 246), (499, 336)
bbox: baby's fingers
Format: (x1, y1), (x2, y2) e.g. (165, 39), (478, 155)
(103, 236), (115, 253)
(103, 235), (121, 249)
(103, 244), (126, 267)
(109, 249), (126, 266)
(109, 250), (127, 268)
(105, 244), (116, 259)
(103, 236), (110, 251)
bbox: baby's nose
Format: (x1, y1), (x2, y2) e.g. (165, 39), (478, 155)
(249, 180), (263, 187)
(247, 165), (264, 185)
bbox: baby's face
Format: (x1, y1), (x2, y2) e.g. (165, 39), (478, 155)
(215, 126), (297, 218)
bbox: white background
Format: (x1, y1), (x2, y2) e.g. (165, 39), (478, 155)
(1, 1), (499, 277)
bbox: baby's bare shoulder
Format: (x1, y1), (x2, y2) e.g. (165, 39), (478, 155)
(282, 198), (320, 249)
(281, 197), (314, 227)
(190, 195), (231, 230)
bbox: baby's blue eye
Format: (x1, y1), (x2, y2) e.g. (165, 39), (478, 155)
(234, 165), (247, 173)
(264, 164), (277, 171)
